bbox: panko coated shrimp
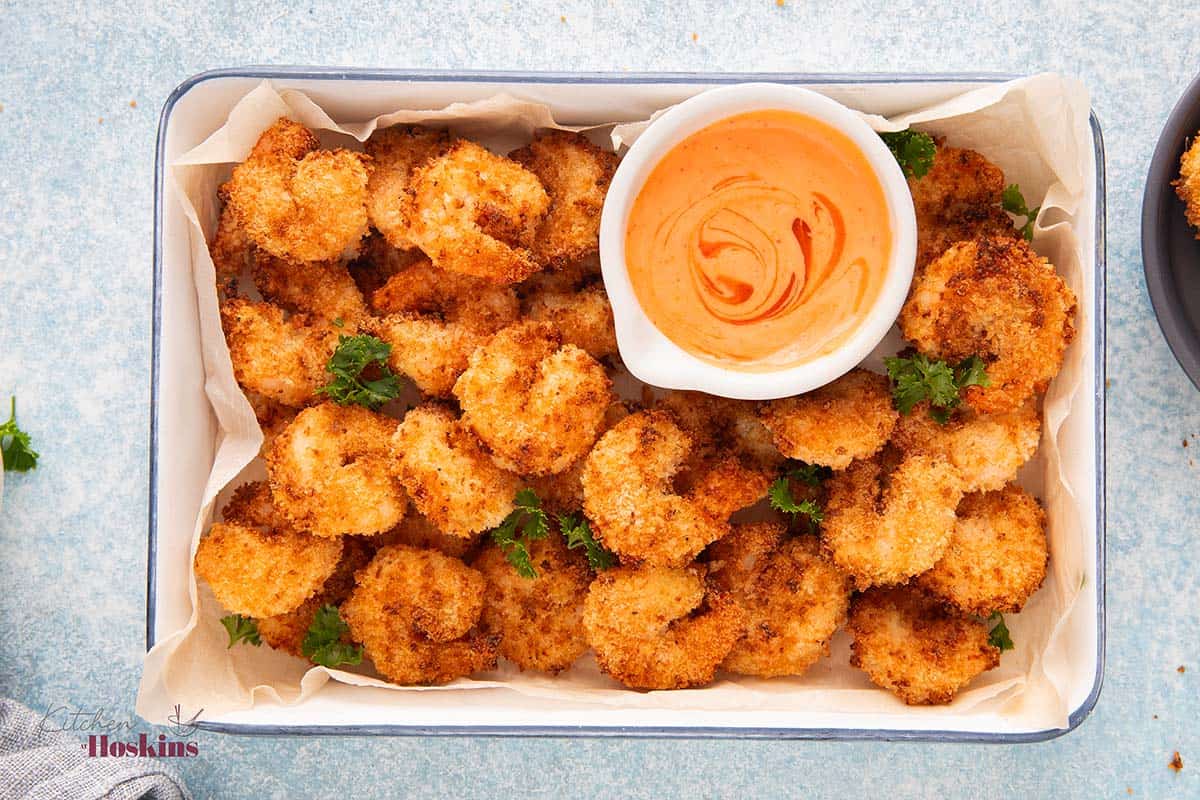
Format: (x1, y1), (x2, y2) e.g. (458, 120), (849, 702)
(404, 140), (550, 284)
(758, 369), (898, 470)
(364, 125), (453, 250)
(225, 117), (372, 263)
(522, 280), (618, 360)
(509, 130), (618, 268)
(582, 565), (745, 690)
(899, 236), (1077, 414)
(522, 400), (631, 513)
(453, 320), (613, 475)
(847, 584), (1000, 705)
(821, 452), (963, 587)
(916, 484), (1048, 615)
(251, 253), (367, 325)
(266, 403), (406, 537)
(210, 192), (254, 297)
(194, 481), (343, 618)
(473, 531), (592, 673)
(341, 545), (499, 685)
(220, 298), (339, 407)
(392, 405), (521, 538)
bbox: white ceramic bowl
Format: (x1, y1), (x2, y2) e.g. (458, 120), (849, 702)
(598, 83), (917, 400)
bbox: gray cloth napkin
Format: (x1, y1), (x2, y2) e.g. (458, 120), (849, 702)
(0, 699), (191, 800)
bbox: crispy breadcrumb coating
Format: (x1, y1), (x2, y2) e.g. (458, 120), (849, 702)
(376, 510), (482, 559)
(267, 403), (405, 537)
(848, 585), (1000, 705)
(392, 405), (521, 537)
(522, 401), (630, 513)
(220, 298), (339, 407)
(454, 320), (613, 475)
(917, 485), (1048, 615)
(341, 545), (498, 685)
(251, 254), (367, 324)
(899, 236), (1077, 414)
(245, 392), (298, 458)
(210, 197), (253, 297)
(523, 280), (618, 360)
(347, 233), (426, 298)
(1176, 135), (1200, 235)
(582, 565), (745, 690)
(365, 125), (453, 249)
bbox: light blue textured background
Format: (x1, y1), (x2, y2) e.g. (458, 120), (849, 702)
(0, 2), (1197, 798)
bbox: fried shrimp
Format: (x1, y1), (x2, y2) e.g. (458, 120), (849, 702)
(368, 257), (520, 397)
(473, 532), (592, 673)
(251, 254), (367, 325)
(195, 482), (342, 618)
(523, 281), (618, 360)
(583, 565), (744, 689)
(917, 485), (1048, 615)
(821, 452), (963, 588)
(210, 195), (254, 297)
(225, 117), (371, 262)
(758, 369), (898, 469)
(847, 585), (1000, 705)
(523, 401), (630, 513)
(341, 545), (498, 685)
(220, 298), (338, 407)
(267, 403), (405, 537)
(509, 130), (618, 268)
(709, 524), (852, 678)
(405, 140), (551, 284)
(365, 125), (453, 250)
(890, 400), (1040, 493)
(392, 405), (521, 537)
(453, 320), (613, 475)
(1176, 134), (1200, 236)
(899, 236), (1077, 414)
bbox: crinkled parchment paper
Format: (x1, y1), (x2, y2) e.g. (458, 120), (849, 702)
(137, 74), (1092, 730)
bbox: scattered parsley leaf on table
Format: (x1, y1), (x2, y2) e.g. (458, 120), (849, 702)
(885, 353), (989, 423)
(987, 611), (1014, 651)
(316, 334), (402, 410)
(1, 396), (38, 472)
(492, 488), (551, 578)
(559, 512), (616, 570)
(1002, 184), (1040, 241)
(879, 129), (936, 179)
(219, 614), (261, 648)
(301, 605), (363, 668)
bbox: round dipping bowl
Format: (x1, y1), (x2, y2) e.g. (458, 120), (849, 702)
(598, 83), (917, 400)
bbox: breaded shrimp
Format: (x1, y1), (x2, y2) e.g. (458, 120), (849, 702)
(890, 400), (1040, 493)
(364, 125), (453, 249)
(376, 510), (481, 559)
(210, 196), (253, 297)
(220, 298), (339, 407)
(251, 253), (367, 325)
(758, 369), (898, 470)
(473, 532), (591, 673)
(1175, 135), (1200, 236)
(917, 485), (1048, 615)
(347, 232), (427, 299)
(368, 257), (520, 397)
(709, 524), (852, 678)
(341, 545), (499, 685)
(847, 585), (1000, 705)
(523, 280), (618, 360)
(522, 401), (631, 513)
(899, 236), (1077, 414)
(195, 482), (342, 618)
(821, 452), (963, 587)
(226, 117), (371, 262)
(583, 565), (745, 690)
(405, 140), (550, 284)
(453, 320), (613, 475)
(392, 405), (521, 537)
(266, 403), (405, 537)
(509, 130), (618, 268)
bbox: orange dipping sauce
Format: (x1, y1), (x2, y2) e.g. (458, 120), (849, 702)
(624, 109), (892, 371)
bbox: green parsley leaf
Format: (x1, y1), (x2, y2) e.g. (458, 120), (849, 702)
(768, 474), (824, 533)
(790, 462), (832, 487)
(491, 489), (551, 578)
(559, 512), (616, 571)
(219, 614), (262, 648)
(1001, 184), (1040, 241)
(880, 129), (936, 179)
(0, 396), (39, 472)
(316, 334), (402, 410)
(885, 354), (989, 423)
(987, 611), (1014, 651)
(301, 605), (364, 668)
(954, 355), (990, 391)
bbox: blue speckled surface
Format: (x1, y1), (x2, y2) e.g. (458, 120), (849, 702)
(0, 2), (1197, 798)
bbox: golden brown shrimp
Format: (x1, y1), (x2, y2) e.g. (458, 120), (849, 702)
(1176, 135), (1200, 236)
(916, 485), (1048, 615)
(220, 298), (339, 407)
(847, 584), (1000, 705)
(210, 193), (254, 297)
(392, 405), (521, 538)
(509, 130), (618, 268)
(473, 531), (592, 673)
(266, 403), (406, 537)
(364, 125), (453, 250)
(453, 320), (613, 475)
(341, 545), (499, 685)
(821, 452), (963, 587)
(899, 236), (1077, 414)
(522, 401), (631, 513)
(758, 369), (898, 470)
(251, 253), (367, 325)
(522, 280), (618, 360)
(583, 565), (745, 690)
(405, 140), (550, 284)
(225, 117), (371, 262)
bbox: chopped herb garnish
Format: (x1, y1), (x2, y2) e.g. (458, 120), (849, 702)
(880, 129), (936, 179)
(885, 353), (989, 423)
(492, 488), (550, 578)
(559, 512), (616, 571)
(768, 468), (825, 534)
(316, 334), (402, 410)
(219, 614), (262, 648)
(1, 396), (38, 472)
(1001, 184), (1040, 241)
(301, 605), (363, 668)
(987, 611), (1014, 651)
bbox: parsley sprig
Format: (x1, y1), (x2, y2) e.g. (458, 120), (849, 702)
(559, 512), (616, 571)
(492, 489), (550, 578)
(880, 129), (936, 179)
(1002, 184), (1040, 241)
(884, 353), (989, 424)
(768, 463), (829, 533)
(302, 605), (364, 668)
(1, 397), (38, 472)
(987, 612), (1014, 651)
(220, 614), (262, 648)
(316, 334), (402, 410)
